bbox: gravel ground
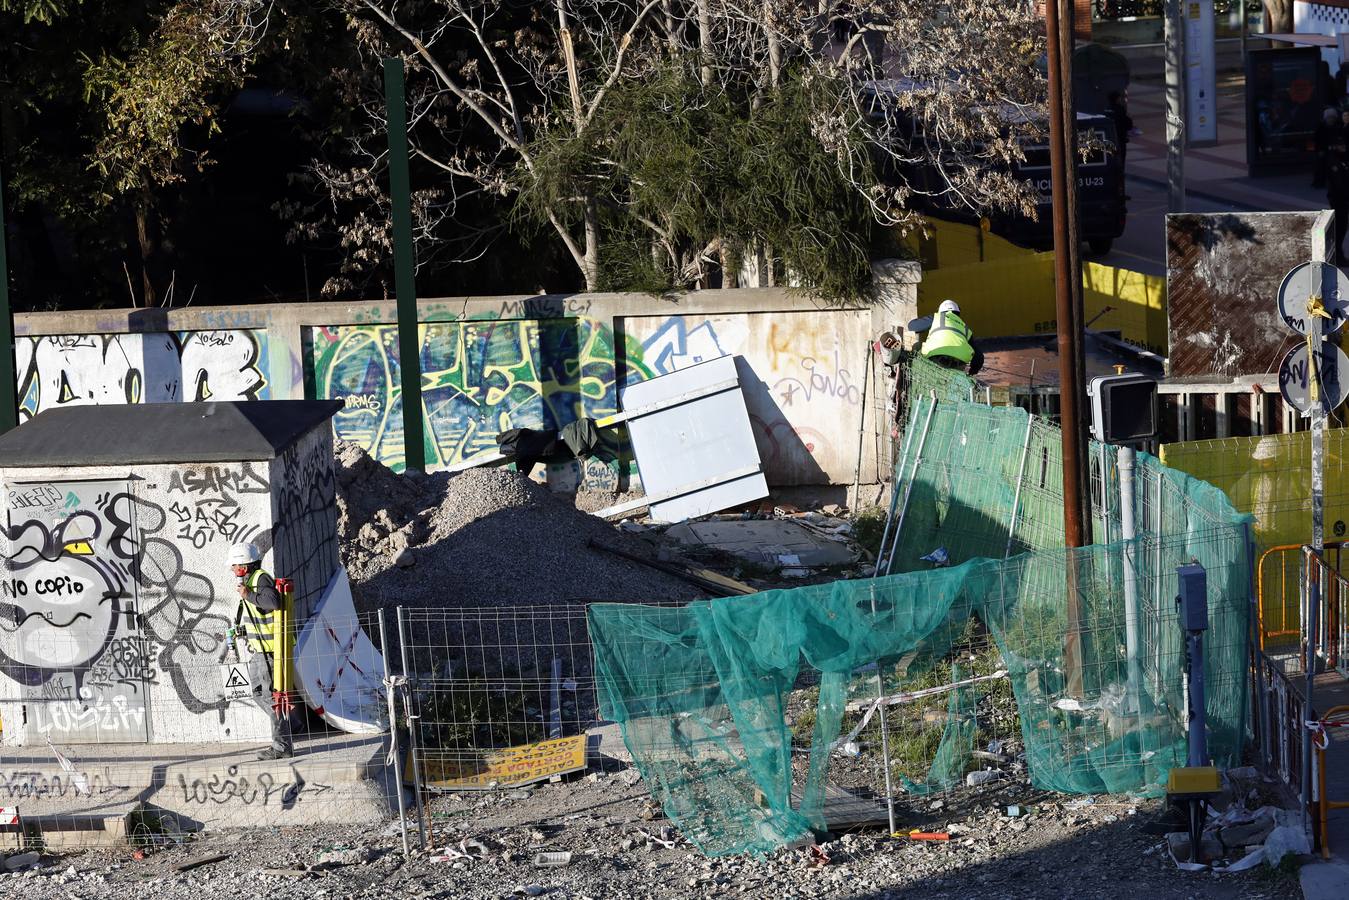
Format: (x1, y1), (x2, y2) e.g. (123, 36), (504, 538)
(5, 775), (1302, 899)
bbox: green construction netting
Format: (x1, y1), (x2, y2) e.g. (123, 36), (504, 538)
(590, 373), (1253, 857)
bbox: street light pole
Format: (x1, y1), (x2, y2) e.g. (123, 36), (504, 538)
(383, 57), (427, 475)
(1045, 0), (1090, 698)
(0, 161), (18, 433)
(1164, 0), (1187, 211)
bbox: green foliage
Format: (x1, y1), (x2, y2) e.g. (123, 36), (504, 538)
(517, 65), (875, 302)
(852, 506), (889, 560)
(82, 2), (262, 200)
(417, 680), (546, 750)
(0, 0), (78, 25)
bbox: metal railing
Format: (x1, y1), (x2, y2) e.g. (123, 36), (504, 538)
(1257, 541), (1348, 655)
(1252, 649), (1307, 800)
(1313, 705), (1349, 859)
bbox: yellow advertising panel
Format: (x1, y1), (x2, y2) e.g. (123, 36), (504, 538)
(908, 217), (1167, 353)
(415, 734), (588, 790)
(1161, 429), (1349, 645)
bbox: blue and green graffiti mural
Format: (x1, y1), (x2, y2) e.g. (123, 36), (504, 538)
(308, 319), (656, 478)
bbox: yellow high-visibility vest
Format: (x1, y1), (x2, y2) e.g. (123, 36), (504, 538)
(240, 569), (278, 654)
(920, 311), (975, 364)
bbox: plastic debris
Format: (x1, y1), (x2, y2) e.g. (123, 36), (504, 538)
(531, 851), (572, 868)
(897, 830), (950, 841)
(965, 769), (1005, 787)
(2, 851), (40, 871)
(920, 547), (950, 567)
(429, 838), (489, 862)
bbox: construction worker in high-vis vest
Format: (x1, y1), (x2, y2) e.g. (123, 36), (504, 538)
(228, 541), (292, 759)
(919, 299), (984, 375)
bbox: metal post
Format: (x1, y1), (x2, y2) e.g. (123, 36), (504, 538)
(1118, 446), (1143, 714)
(1239, 0), (1247, 60)
(872, 393), (923, 577)
(378, 609), (411, 858)
(1045, 0), (1090, 698)
(852, 339), (872, 510)
(1004, 416), (1036, 559)
(0, 161), (17, 433)
(884, 395), (939, 575)
(1304, 549), (1318, 834)
(868, 632), (898, 837)
(383, 58), (426, 474)
(396, 607), (429, 849)
(1164, 0), (1187, 211)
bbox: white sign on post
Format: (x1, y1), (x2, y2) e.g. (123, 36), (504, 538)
(220, 662), (252, 701)
(0, 807), (19, 826)
(1184, 0), (1217, 144)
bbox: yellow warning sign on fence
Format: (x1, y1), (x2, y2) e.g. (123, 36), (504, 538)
(414, 734), (588, 790)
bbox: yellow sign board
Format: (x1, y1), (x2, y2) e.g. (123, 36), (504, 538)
(415, 734), (588, 790)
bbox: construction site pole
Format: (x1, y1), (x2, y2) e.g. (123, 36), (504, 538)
(1164, 0), (1186, 211)
(0, 161), (17, 433)
(383, 57), (426, 474)
(1045, 0), (1090, 697)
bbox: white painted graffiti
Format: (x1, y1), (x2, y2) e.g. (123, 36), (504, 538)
(16, 330), (266, 420)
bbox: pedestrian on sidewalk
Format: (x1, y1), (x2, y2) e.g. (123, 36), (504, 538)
(1313, 107), (1342, 189)
(1107, 90), (1133, 170)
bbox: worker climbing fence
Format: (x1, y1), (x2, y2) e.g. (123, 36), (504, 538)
(590, 374), (1255, 854)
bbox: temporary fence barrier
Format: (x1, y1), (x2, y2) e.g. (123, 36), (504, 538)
(590, 353), (1254, 855)
(1313, 705), (1349, 858)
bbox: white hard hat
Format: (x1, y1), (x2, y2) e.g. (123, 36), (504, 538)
(228, 542), (261, 566)
(938, 299), (960, 315)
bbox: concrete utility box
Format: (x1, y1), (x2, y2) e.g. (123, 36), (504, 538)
(0, 400), (341, 746)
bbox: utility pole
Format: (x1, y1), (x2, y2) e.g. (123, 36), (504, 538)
(1045, 0), (1090, 697)
(383, 58), (426, 475)
(1164, 0), (1186, 211)
(0, 161), (17, 433)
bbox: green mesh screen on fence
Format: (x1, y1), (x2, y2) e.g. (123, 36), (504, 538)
(590, 383), (1253, 857)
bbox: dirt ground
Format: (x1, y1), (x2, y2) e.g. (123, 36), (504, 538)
(5, 773), (1303, 900)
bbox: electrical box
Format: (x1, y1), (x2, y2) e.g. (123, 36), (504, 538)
(1087, 374), (1158, 444)
(1176, 563), (1208, 632)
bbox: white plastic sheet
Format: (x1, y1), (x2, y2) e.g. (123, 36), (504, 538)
(294, 569), (387, 734)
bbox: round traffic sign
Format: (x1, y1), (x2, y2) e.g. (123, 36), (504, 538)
(1278, 342), (1349, 415)
(1277, 262), (1349, 336)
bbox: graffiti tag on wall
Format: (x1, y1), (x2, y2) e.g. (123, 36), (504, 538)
(1, 471), (274, 742)
(308, 319), (654, 476)
(15, 330), (269, 421)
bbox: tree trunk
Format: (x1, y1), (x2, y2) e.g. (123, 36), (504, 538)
(1263, 0), (1292, 34)
(582, 195), (601, 291)
(697, 0), (712, 86)
(133, 183), (160, 307)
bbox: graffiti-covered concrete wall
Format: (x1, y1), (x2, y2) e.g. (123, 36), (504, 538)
(16, 331), (269, 421)
(13, 276), (920, 490)
(0, 430), (339, 745)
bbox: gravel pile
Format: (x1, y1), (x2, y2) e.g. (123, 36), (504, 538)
(334, 440), (701, 612)
(334, 441), (702, 692)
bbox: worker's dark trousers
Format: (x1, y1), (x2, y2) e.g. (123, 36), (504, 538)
(247, 651), (292, 753)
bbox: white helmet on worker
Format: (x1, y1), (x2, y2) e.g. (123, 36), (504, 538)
(228, 542), (262, 567)
(938, 299), (961, 315)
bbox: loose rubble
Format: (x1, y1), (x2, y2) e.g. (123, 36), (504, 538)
(334, 440), (704, 611)
(0, 775), (1302, 899)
